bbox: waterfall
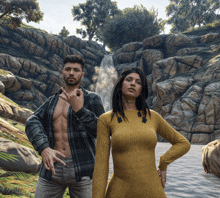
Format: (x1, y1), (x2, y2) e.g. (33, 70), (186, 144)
(95, 55), (118, 112)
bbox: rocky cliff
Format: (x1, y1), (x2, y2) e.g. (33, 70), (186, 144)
(0, 24), (220, 144)
(113, 25), (220, 144)
(0, 25), (107, 111)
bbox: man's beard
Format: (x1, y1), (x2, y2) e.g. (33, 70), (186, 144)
(64, 75), (82, 86)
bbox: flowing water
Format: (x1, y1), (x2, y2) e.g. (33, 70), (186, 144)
(95, 55), (117, 111)
(108, 143), (220, 198)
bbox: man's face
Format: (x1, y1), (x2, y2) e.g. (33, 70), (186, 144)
(62, 63), (84, 86)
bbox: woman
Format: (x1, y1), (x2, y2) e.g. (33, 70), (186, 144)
(92, 67), (191, 198)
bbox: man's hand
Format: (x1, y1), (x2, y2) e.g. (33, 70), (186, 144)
(157, 168), (166, 188)
(41, 147), (66, 175)
(59, 87), (84, 112)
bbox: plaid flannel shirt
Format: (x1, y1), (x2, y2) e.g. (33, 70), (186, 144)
(25, 86), (105, 182)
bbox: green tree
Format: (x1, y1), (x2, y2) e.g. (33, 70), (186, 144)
(166, 0), (220, 33)
(59, 26), (70, 37)
(72, 0), (120, 41)
(101, 5), (165, 51)
(0, 0), (43, 29)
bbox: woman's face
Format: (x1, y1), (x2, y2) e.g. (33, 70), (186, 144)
(121, 72), (142, 100)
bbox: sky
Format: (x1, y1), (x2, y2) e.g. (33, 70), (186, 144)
(28, 0), (171, 38)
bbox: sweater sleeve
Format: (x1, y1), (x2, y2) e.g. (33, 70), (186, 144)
(92, 116), (111, 198)
(154, 111), (191, 170)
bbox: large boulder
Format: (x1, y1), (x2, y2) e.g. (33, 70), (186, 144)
(0, 81), (5, 94)
(143, 34), (168, 50)
(165, 34), (194, 57)
(0, 96), (33, 124)
(0, 137), (41, 173)
(202, 139), (220, 178)
(142, 49), (164, 75)
(201, 33), (220, 43)
(152, 55), (204, 82)
(122, 42), (142, 52)
(111, 28), (220, 144)
(0, 72), (21, 92)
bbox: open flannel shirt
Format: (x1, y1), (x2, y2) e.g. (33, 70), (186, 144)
(25, 86), (105, 182)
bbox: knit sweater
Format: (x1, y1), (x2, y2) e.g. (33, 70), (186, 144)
(92, 110), (191, 198)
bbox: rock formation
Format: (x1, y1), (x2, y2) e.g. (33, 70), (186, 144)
(113, 26), (220, 144)
(0, 24), (220, 144)
(0, 94), (32, 124)
(0, 137), (41, 173)
(0, 25), (107, 111)
(202, 139), (220, 178)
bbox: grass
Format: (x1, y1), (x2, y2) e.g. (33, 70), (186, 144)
(0, 113), (70, 197)
(0, 118), (33, 150)
(184, 21), (220, 33)
(0, 114), (38, 197)
(21, 23), (53, 35)
(0, 93), (19, 107)
(0, 169), (38, 198)
(0, 69), (9, 76)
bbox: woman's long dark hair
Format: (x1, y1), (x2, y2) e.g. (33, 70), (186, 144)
(111, 67), (151, 122)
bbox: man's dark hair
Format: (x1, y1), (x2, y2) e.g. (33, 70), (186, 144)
(63, 55), (85, 70)
(111, 67), (151, 121)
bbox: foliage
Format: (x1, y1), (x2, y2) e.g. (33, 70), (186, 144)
(72, 0), (120, 41)
(0, 152), (34, 197)
(166, 0), (220, 33)
(0, 69), (9, 75)
(0, 152), (17, 162)
(184, 20), (220, 32)
(0, 0), (43, 29)
(0, 109), (38, 197)
(101, 5), (165, 51)
(59, 26), (70, 37)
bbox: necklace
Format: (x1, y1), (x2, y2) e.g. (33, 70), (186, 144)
(122, 101), (135, 103)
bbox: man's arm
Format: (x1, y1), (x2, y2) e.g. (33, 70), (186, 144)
(25, 98), (51, 155)
(74, 94), (105, 137)
(59, 88), (105, 137)
(25, 96), (67, 175)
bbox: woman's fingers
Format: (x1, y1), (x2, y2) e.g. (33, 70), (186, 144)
(160, 170), (166, 188)
(157, 169), (166, 188)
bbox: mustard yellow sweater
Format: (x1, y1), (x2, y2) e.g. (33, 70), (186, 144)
(92, 110), (191, 198)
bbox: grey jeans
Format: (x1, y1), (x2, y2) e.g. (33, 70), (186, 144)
(35, 156), (92, 198)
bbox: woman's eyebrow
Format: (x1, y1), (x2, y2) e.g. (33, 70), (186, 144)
(126, 76), (141, 81)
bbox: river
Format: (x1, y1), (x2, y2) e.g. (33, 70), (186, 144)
(107, 142), (220, 198)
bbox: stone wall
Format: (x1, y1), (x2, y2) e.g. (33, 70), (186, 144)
(112, 29), (220, 144)
(0, 25), (107, 110)
(0, 24), (220, 144)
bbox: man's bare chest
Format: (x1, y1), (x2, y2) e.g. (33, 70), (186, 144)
(53, 98), (70, 120)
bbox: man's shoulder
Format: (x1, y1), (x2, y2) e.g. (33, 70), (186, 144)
(34, 93), (57, 112)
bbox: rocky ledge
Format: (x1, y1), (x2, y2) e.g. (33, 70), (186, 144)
(0, 25), (107, 110)
(113, 26), (220, 144)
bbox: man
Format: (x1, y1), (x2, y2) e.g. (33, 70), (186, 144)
(25, 55), (105, 198)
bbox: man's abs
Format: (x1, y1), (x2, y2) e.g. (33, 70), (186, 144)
(53, 98), (71, 156)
